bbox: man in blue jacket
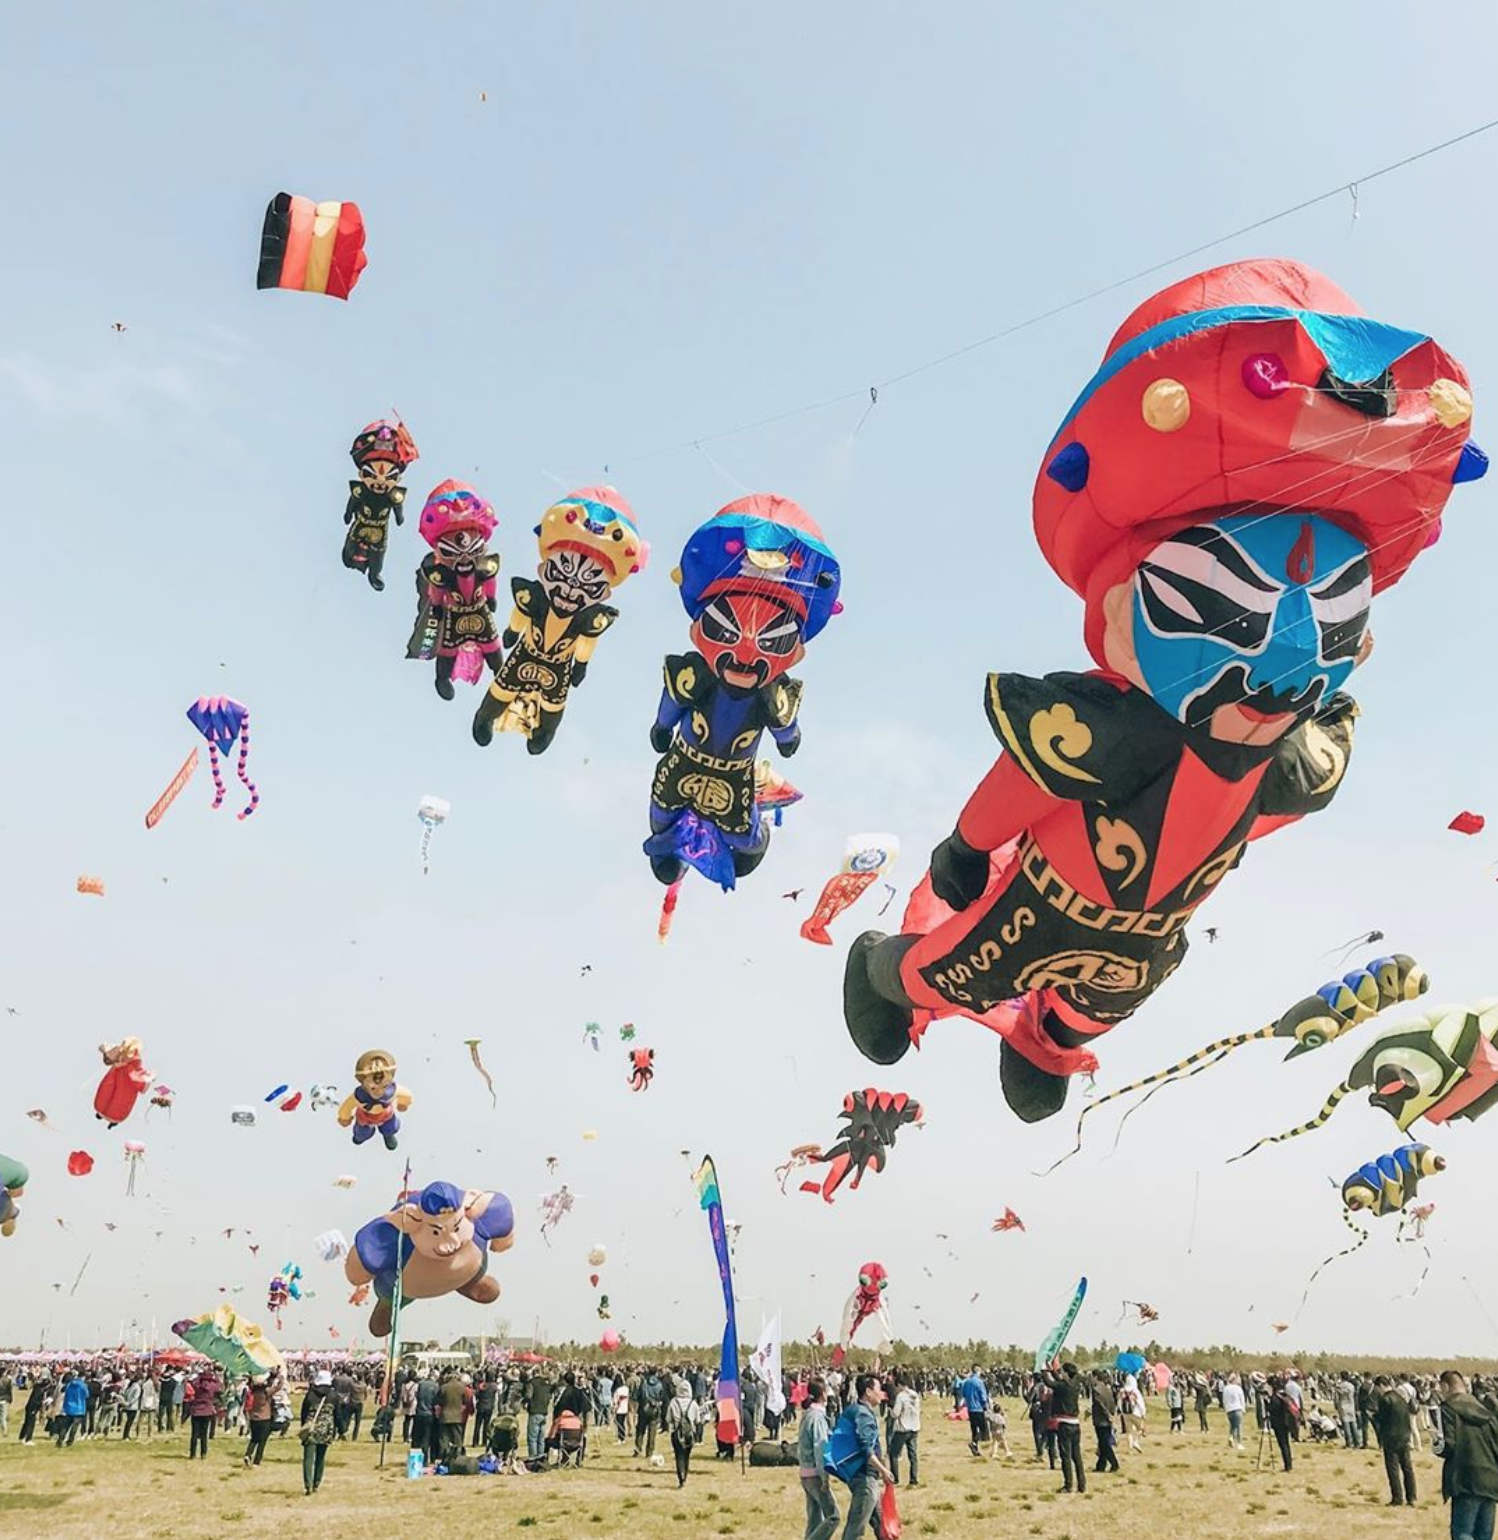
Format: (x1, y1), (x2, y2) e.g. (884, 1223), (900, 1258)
(960, 1366), (990, 1456)
(831, 1374), (895, 1538)
(56, 1370), (89, 1448)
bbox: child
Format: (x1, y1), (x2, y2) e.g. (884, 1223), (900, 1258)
(985, 1401), (1013, 1458)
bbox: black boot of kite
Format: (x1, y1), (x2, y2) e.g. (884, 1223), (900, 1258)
(472, 690), (501, 747)
(435, 657), (457, 701)
(650, 853), (687, 886)
(999, 1040), (1070, 1124)
(844, 931), (917, 1065)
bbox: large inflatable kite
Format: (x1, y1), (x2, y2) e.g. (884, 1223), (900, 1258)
(186, 697), (259, 820)
(173, 1305), (283, 1376)
(406, 481), (503, 699)
(95, 1039), (151, 1128)
(831, 1261), (892, 1366)
(0, 1155), (27, 1237)
(472, 487), (647, 754)
(346, 1180), (514, 1337)
(257, 192), (367, 300)
(343, 419), (418, 591)
(1343, 1143), (1446, 1217)
(1238, 999), (1498, 1157)
(844, 260), (1482, 1123)
(644, 494), (841, 890)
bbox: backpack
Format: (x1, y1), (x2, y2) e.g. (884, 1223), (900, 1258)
(823, 1410), (868, 1486)
(644, 1376), (665, 1408)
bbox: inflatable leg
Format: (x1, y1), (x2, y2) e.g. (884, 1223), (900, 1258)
(843, 931), (918, 1064)
(435, 656), (456, 701)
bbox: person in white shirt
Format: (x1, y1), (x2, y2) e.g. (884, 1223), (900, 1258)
(889, 1373), (922, 1487)
(1221, 1373), (1246, 1449)
(612, 1381), (630, 1442)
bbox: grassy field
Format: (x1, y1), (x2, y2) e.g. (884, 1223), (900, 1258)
(0, 1400), (1449, 1539)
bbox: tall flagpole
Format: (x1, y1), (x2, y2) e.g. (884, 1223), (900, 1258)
(376, 1160), (411, 1470)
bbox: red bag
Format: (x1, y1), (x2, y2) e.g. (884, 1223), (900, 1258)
(880, 1480), (903, 1539)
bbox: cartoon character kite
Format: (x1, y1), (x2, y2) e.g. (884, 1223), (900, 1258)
(406, 480), (503, 699)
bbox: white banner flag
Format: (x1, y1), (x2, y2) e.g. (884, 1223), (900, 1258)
(750, 1311), (786, 1414)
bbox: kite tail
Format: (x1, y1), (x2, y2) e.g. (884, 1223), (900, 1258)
(1038, 1026), (1274, 1176)
(1296, 1208), (1368, 1317)
(207, 743), (227, 810)
(234, 713), (258, 820)
(657, 877), (684, 944)
(420, 821), (434, 875)
(1229, 1081), (1354, 1164)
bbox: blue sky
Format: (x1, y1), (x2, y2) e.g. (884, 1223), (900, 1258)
(4, 2), (1498, 1357)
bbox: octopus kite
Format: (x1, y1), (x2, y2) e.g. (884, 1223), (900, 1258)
(779, 1089), (923, 1204)
(645, 494), (841, 890)
(627, 1048), (655, 1092)
(472, 486), (647, 754)
(844, 259), (1482, 1123)
(343, 419), (418, 590)
(406, 480), (503, 698)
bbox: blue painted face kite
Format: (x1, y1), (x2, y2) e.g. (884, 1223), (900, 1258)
(1130, 511), (1370, 741)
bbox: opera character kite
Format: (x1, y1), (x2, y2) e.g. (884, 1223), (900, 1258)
(472, 486), (647, 754)
(343, 419), (418, 591)
(645, 494), (842, 893)
(257, 192), (367, 300)
(406, 481), (503, 699)
(844, 260), (1482, 1124)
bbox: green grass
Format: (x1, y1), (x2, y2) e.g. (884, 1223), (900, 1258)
(0, 1402), (1444, 1539)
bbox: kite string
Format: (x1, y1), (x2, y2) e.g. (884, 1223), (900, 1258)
(1296, 1208), (1368, 1318)
(601, 114), (1498, 467)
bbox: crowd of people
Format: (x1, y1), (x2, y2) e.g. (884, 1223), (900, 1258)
(4, 1353), (1498, 1537)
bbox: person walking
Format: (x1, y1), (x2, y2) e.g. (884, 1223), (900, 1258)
(242, 1376), (274, 1467)
(1222, 1373), (1246, 1451)
(1091, 1371), (1119, 1473)
(1166, 1377), (1184, 1433)
(1049, 1364), (1086, 1494)
(1439, 1370), (1498, 1540)
(138, 1372), (158, 1440)
(299, 1371), (337, 1495)
(185, 1367), (221, 1459)
(1195, 1376), (1212, 1433)
(830, 1374), (894, 1540)
(612, 1378), (630, 1442)
(959, 1365), (990, 1457)
(55, 1371), (88, 1448)
(1373, 1376), (1417, 1507)
(20, 1374), (49, 1445)
(634, 1366), (666, 1459)
(888, 1372), (921, 1487)
(665, 1376), (702, 1488)
(0, 1369), (13, 1439)
(799, 1378), (840, 1540)
(1120, 1374), (1146, 1453)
